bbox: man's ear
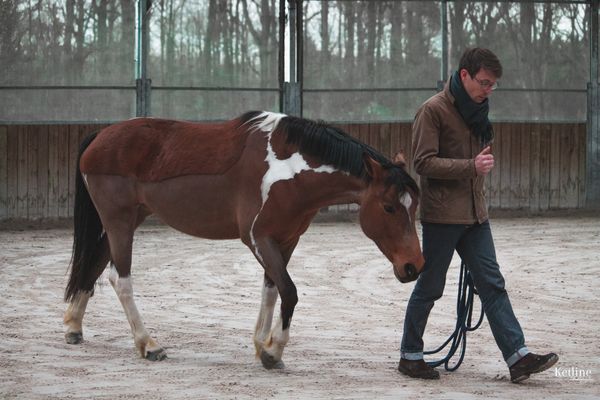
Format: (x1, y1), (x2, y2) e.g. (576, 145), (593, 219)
(392, 151), (407, 168)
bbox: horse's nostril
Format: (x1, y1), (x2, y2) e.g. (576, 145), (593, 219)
(405, 263), (416, 279)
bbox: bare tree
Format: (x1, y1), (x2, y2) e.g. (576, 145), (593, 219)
(0, 0), (21, 81)
(241, 0), (277, 87)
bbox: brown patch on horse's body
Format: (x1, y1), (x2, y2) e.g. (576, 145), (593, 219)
(80, 118), (249, 181)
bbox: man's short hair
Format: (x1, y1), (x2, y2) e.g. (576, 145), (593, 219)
(459, 48), (503, 78)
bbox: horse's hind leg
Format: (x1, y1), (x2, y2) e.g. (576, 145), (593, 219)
(105, 212), (166, 361)
(86, 175), (165, 360)
(64, 237), (110, 344)
(64, 292), (90, 344)
(108, 263), (166, 360)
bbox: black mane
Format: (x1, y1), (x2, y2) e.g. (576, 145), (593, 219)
(240, 111), (419, 194)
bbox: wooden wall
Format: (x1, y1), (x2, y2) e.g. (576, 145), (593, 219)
(0, 124), (109, 221)
(0, 121), (587, 222)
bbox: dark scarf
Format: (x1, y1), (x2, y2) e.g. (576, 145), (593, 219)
(449, 70), (494, 145)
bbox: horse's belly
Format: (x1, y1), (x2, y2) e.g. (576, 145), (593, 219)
(139, 175), (243, 240)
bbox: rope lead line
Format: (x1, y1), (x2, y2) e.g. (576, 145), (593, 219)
(424, 260), (485, 371)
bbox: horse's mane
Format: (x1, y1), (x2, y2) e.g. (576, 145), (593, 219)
(239, 111), (419, 194)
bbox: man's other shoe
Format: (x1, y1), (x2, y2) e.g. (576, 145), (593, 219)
(398, 358), (440, 380)
(509, 352), (559, 383)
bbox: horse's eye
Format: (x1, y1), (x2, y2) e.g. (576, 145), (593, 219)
(383, 204), (395, 214)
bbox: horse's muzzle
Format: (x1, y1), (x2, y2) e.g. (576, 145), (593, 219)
(394, 263), (418, 283)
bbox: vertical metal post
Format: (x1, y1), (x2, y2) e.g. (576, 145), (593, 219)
(289, 0), (296, 84)
(135, 0), (151, 117)
(296, 0), (303, 117)
(587, 0), (600, 208)
(440, 0), (448, 82)
(283, 0), (301, 117)
(278, 0), (286, 112)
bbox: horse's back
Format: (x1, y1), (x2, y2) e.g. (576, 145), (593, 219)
(80, 117), (250, 181)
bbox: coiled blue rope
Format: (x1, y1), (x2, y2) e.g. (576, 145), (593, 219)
(424, 260), (485, 371)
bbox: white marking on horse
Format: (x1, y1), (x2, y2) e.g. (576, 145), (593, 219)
(248, 111), (338, 263)
(248, 111), (286, 133)
(260, 140), (336, 203)
(399, 191), (413, 222)
(108, 265), (154, 354)
(254, 283), (278, 350)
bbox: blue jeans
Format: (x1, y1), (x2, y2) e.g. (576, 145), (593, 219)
(401, 221), (528, 367)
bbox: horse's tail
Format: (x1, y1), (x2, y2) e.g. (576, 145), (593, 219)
(64, 131), (107, 302)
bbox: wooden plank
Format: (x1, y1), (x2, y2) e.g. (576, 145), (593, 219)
(57, 125), (70, 218)
(538, 124), (551, 210)
(347, 123), (360, 140)
(27, 126), (40, 219)
(379, 123), (391, 159)
(0, 126), (7, 220)
(560, 123), (577, 208)
(509, 123), (522, 208)
(390, 122), (401, 162)
(359, 123), (370, 150)
(6, 126), (18, 218)
(487, 124), (500, 209)
(398, 123), (413, 176)
(571, 123), (583, 208)
(571, 124), (584, 208)
(369, 123), (381, 154)
(67, 125), (81, 218)
(27, 125), (49, 219)
(493, 123), (503, 208)
(499, 123), (511, 208)
(17, 126), (28, 219)
(548, 123), (561, 208)
(578, 123), (587, 208)
(48, 125), (61, 219)
(529, 124), (541, 212)
(518, 123), (531, 209)
(557, 123), (568, 208)
(38, 126), (49, 219)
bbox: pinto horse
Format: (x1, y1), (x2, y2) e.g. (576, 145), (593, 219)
(63, 111), (424, 368)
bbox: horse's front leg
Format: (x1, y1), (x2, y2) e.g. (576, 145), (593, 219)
(251, 237), (298, 369)
(253, 274), (278, 359)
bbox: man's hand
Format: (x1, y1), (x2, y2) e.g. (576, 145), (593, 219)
(475, 146), (494, 176)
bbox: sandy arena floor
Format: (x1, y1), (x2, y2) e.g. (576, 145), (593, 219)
(1, 217), (599, 399)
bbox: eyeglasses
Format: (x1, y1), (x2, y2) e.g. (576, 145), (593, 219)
(473, 76), (498, 91)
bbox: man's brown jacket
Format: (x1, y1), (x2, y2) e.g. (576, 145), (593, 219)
(411, 81), (489, 224)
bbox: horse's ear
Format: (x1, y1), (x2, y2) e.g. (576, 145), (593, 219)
(362, 153), (383, 179)
(392, 151), (407, 168)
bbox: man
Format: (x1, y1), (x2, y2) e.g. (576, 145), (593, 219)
(398, 48), (558, 383)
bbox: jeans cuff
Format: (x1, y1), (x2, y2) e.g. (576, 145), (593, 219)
(506, 346), (529, 367)
(401, 351), (424, 361)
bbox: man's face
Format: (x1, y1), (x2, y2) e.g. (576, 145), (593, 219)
(460, 68), (498, 104)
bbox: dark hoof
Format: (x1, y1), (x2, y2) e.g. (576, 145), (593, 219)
(260, 350), (285, 370)
(65, 331), (83, 344)
(146, 349), (167, 361)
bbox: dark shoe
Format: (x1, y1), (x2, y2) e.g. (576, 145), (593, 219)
(509, 352), (559, 383)
(398, 358), (440, 380)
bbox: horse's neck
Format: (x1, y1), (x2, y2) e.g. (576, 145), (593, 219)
(299, 171), (365, 208)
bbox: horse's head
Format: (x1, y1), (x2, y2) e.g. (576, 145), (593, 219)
(358, 153), (424, 283)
